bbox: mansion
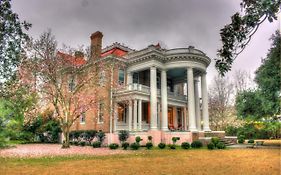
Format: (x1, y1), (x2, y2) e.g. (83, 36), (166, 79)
(64, 31), (221, 144)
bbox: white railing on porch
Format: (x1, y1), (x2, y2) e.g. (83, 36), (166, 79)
(116, 122), (150, 131)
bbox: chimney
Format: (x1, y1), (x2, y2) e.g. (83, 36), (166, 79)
(90, 31), (103, 60)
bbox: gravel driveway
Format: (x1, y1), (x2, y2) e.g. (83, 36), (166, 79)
(0, 144), (129, 158)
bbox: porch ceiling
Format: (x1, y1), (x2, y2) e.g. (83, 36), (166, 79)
(167, 68), (201, 79)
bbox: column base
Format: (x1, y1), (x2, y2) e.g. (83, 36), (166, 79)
(161, 127), (169, 131)
(150, 127), (158, 131)
(189, 127), (198, 132)
(203, 127), (211, 132)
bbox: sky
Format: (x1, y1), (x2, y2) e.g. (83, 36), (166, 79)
(11, 0), (279, 85)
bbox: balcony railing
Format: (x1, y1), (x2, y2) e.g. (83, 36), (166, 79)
(115, 83), (187, 101)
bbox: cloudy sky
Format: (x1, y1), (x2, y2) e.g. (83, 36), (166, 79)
(12, 0), (279, 85)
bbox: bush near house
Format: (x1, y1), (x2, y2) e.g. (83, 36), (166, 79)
(130, 142), (140, 150)
(118, 130), (129, 143)
(158, 143), (166, 149)
(96, 131), (106, 143)
(168, 144), (176, 149)
(121, 142), (130, 150)
(181, 142), (190, 149)
(238, 135), (245, 144)
(191, 141), (203, 148)
(207, 142), (215, 150)
(217, 142), (226, 149)
(109, 143), (119, 149)
(135, 136), (142, 144)
(248, 139), (255, 144)
(146, 142), (153, 149)
(92, 141), (101, 148)
(211, 137), (220, 147)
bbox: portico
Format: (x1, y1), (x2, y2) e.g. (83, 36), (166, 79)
(114, 45), (211, 133)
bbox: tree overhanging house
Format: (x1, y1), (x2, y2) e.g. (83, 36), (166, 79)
(43, 31), (225, 145)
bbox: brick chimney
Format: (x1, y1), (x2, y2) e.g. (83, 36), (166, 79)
(90, 31), (103, 60)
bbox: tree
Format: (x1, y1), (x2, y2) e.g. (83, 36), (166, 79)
(24, 30), (119, 148)
(0, 0), (31, 82)
(216, 0), (280, 75)
(208, 75), (237, 130)
(236, 31), (281, 120)
(233, 69), (254, 94)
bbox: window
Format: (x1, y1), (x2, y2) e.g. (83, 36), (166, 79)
(98, 102), (104, 123)
(118, 69), (125, 85)
(99, 70), (106, 86)
(68, 75), (76, 92)
(80, 112), (86, 124)
(133, 72), (139, 84)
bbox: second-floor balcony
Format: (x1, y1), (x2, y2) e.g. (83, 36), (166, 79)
(114, 83), (187, 102)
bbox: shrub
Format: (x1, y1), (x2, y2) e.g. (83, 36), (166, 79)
(97, 131), (106, 143)
(79, 141), (86, 146)
(73, 141), (79, 146)
(211, 137), (220, 147)
(168, 144), (176, 149)
(146, 142), (153, 149)
(172, 137), (180, 145)
(181, 142), (190, 149)
(109, 143), (119, 149)
(148, 136), (153, 142)
(248, 139), (255, 144)
(92, 141), (101, 148)
(122, 142), (130, 150)
(238, 135), (245, 144)
(207, 142), (215, 150)
(130, 142), (140, 150)
(118, 130), (129, 143)
(217, 142), (226, 149)
(158, 143), (166, 149)
(135, 136), (142, 144)
(191, 140), (203, 148)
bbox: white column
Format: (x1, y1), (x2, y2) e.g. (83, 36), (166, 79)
(128, 100), (132, 131)
(187, 67), (197, 131)
(138, 99), (142, 130)
(157, 103), (161, 128)
(201, 73), (211, 131)
(127, 71), (133, 90)
(133, 99), (138, 130)
(150, 66), (158, 130)
(161, 69), (169, 131)
(194, 77), (201, 131)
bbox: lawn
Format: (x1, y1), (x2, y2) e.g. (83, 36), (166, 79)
(1, 148), (280, 175)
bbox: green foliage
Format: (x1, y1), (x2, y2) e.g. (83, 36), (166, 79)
(118, 130), (129, 143)
(0, 0), (31, 81)
(146, 142), (153, 149)
(191, 141), (203, 148)
(121, 142), (129, 150)
(225, 125), (239, 136)
(211, 137), (220, 147)
(216, 0), (280, 75)
(181, 142), (190, 149)
(172, 137), (180, 145)
(79, 141), (86, 146)
(235, 32), (280, 120)
(148, 136), (153, 142)
(248, 139), (255, 144)
(217, 142), (226, 149)
(168, 144), (176, 149)
(109, 143), (119, 150)
(92, 141), (101, 148)
(135, 136), (142, 144)
(130, 142), (140, 150)
(96, 131), (105, 143)
(238, 135), (245, 144)
(207, 142), (215, 150)
(158, 143), (166, 149)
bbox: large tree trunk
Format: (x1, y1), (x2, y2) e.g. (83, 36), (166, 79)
(62, 125), (70, 148)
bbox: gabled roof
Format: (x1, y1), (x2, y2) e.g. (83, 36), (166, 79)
(57, 51), (86, 66)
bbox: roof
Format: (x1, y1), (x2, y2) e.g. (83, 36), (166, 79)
(57, 51), (86, 66)
(101, 47), (128, 57)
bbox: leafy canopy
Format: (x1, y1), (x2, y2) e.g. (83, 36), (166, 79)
(216, 0), (280, 75)
(0, 0), (31, 82)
